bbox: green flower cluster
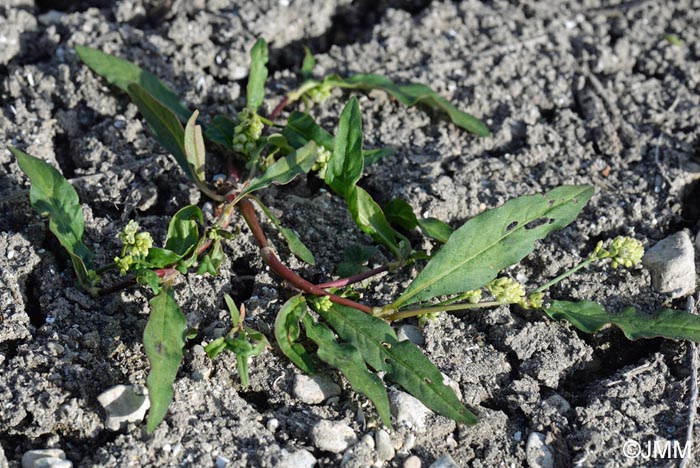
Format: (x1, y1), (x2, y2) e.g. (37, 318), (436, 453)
(311, 146), (332, 178)
(114, 220), (153, 275)
(487, 277), (526, 304)
(311, 295), (334, 312)
(591, 236), (644, 269)
(233, 108), (264, 155)
(307, 83), (332, 103)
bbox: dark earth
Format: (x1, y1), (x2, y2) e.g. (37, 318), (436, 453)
(1, 0), (700, 467)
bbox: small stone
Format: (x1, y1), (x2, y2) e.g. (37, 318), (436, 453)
(215, 455), (230, 468)
(293, 374), (341, 404)
(97, 385), (150, 431)
(35, 460), (72, 468)
(266, 418), (280, 432)
(312, 420), (358, 453)
(21, 450), (68, 468)
(278, 449), (316, 468)
(404, 456), (421, 468)
(390, 391), (431, 432)
(544, 394), (571, 414)
(526, 432), (554, 468)
(429, 454), (459, 468)
(397, 325), (425, 345)
(375, 429), (395, 461)
(402, 433), (416, 453)
(361, 434), (375, 449)
(642, 230), (696, 298)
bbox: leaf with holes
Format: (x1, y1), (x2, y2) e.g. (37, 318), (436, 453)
(393, 185), (594, 308)
(301, 313), (392, 426)
(274, 295), (315, 374)
(144, 285), (187, 433)
(316, 303), (477, 425)
(545, 301), (700, 342)
(12, 147), (96, 291)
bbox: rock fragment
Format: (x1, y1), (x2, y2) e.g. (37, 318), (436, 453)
(429, 454), (460, 468)
(375, 429), (395, 461)
(293, 374), (341, 404)
(312, 420), (357, 453)
(390, 391), (430, 432)
(21, 450), (70, 468)
(97, 385), (150, 431)
(403, 456), (422, 468)
(278, 449), (316, 468)
(642, 230), (696, 298)
(526, 432), (554, 468)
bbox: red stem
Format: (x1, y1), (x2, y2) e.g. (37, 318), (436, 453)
(316, 265), (389, 289)
(269, 95), (289, 121)
(238, 198), (373, 314)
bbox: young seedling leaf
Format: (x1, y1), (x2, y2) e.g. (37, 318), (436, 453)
(418, 218), (453, 243)
(136, 269), (161, 295)
(301, 313), (392, 427)
(144, 285), (187, 433)
(224, 293), (240, 328)
(12, 147), (95, 290)
(184, 110), (207, 185)
(316, 303), (477, 425)
(197, 239), (224, 276)
(325, 97), (364, 199)
(229, 330), (267, 387)
(283, 111), (394, 165)
(75, 45), (191, 123)
(385, 198), (419, 231)
(204, 337), (228, 359)
(324, 74), (490, 136)
(394, 185), (594, 308)
(337, 244), (378, 277)
(346, 186), (399, 257)
(165, 205), (203, 256)
(300, 46), (316, 80)
(274, 295), (315, 374)
(545, 301), (700, 342)
(236, 141), (318, 200)
(144, 247), (185, 269)
(247, 38), (268, 111)
(253, 198), (315, 265)
(205, 115), (237, 151)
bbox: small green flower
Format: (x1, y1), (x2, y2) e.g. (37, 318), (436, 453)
(311, 295), (334, 312)
(487, 277), (526, 304)
(233, 108), (264, 155)
(115, 255), (134, 275)
(307, 83), (332, 103)
(522, 292), (544, 309)
(118, 219), (139, 245)
(461, 289), (483, 304)
(418, 311), (441, 327)
(311, 146), (332, 178)
(114, 221), (154, 275)
(591, 236), (644, 269)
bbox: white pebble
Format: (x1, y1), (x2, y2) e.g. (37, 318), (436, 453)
(215, 455), (230, 468)
(311, 420), (357, 453)
(404, 455), (421, 468)
(266, 418), (279, 432)
(293, 374), (341, 404)
(643, 230), (696, 298)
(278, 449), (316, 468)
(390, 391), (431, 432)
(97, 385), (150, 431)
(429, 454), (460, 468)
(375, 429), (395, 461)
(526, 432), (554, 468)
(21, 450), (68, 468)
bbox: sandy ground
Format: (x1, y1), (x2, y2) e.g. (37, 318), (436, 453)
(1, 0), (700, 467)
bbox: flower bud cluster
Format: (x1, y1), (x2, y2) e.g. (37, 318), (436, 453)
(233, 108), (264, 155)
(114, 220), (153, 275)
(311, 146), (332, 178)
(591, 236), (644, 269)
(307, 83), (332, 103)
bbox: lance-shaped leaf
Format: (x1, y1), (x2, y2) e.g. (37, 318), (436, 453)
(317, 304), (477, 425)
(394, 185), (594, 308)
(301, 313), (392, 427)
(545, 301), (700, 342)
(144, 286), (187, 433)
(253, 198), (315, 265)
(205, 115), (236, 151)
(347, 186), (399, 257)
(385, 198), (453, 243)
(283, 111), (395, 165)
(274, 295), (315, 374)
(247, 38), (268, 111)
(325, 97), (364, 199)
(322, 73), (490, 136)
(184, 110), (206, 185)
(75, 45), (191, 123)
(165, 205), (203, 256)
(235, 141), (318, 201)
(12, 147), (95, 289)
(300, 46), (315, 80)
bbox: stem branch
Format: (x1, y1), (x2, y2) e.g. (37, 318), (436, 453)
(316, 265), (389, 289)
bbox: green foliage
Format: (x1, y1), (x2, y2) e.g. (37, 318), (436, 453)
(144, 286), (187, 433)
(325, 97), (364, 199)
(246, 39), (269, 111)
(253, 198), (315, 265)
(274, 295), (315, 374)
(205, 115), (237, 151)
(165, 205), (203, 257)
(12, 147), (96, 291)
(75, 45), (191, 123)
(184, 111), (207, 186)
(544, 301), (700, 342)
(337, 244), (378, 277)
(393, 185), (594, 308)
(300, 46), (316, 80)
(316, 303), (478, 425)
(385, 198), (453, 243)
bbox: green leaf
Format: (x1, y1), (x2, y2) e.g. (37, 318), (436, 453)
(317, 304), (477, 425)
(136, 269), (161, 295)
(11, 147), (95, 290)
(165, 205), (203, 256)
(143, 247), (184, 269)
(545, 301), (700, 342)
(337, 244), (378, 277)
(229, 331), (267, 387)
(236, 141), (318, 200)
(394, 185), (594, 308)
(300, 46), (315, 80)
(325, 97), (364, 199)
(75, 45), (191, 124)
(205, 115), (236, 151)
(247, 39), (268, 111)
(301, 313), (392, 426)
(224, 293), (240, 329)
(418, 218), (453, 243)
(385, 198), (419, 231)
(325, 73), (490, 136)
(197, 239), (224, 276)
(144, 286), (187, 433)
(204, 337), (227, 359)
(274, 295), (315, 374)
(346, 186), (399, 256)
(253, 198), (315, 265)
(184, 110), (207, 185)
(126, 84), (193, 181)
(283, 111), (393, 165)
